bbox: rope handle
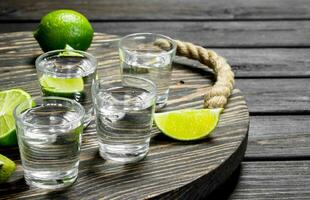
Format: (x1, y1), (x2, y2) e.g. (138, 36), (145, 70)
(155, 39), (235, 109)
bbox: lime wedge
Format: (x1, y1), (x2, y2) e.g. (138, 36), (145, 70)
(58, 45), (84, 57)
(65, 44), (75, 50)
(154, 108), (223, 141)
(0, 89), (32, 146)
(0, 154), (16, 183)
(39, 75), (84, 99)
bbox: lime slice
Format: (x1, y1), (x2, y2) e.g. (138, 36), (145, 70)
(39, 75), (84, 99)
(0, 89), (32, 146)
(154, 108), (223, 141)
(0, 154), (16, 183)
(58, 45), (84, 57)
(65, 44), (75, 50)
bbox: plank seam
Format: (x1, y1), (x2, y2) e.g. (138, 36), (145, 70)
(235, 76), (310, 79)
(244, 156), (310, 162)
(250, 112), (310, 116)
(1, 18), (310, 23)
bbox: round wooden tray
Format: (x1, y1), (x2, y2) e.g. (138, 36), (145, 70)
(0, 32), (249, 200)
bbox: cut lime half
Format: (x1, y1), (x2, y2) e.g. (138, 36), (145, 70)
(154, 108), (223, 141)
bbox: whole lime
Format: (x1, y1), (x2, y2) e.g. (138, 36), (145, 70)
(34, 10), (94, 52)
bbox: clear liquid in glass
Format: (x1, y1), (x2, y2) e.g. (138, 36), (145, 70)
(38, 56), (96, 126)
(95, 86), (155, 163)
(121, 54), (172, 109)
(17, 105), (83, 189)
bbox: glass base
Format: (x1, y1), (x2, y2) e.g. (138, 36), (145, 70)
(156, 101), (167, 110)
(83, 116), (92, 127)
(83, 108), (94, 127)
(24, 168), (78, 189)
(155, 93), (169, 111)
(99, 143), (149, 164)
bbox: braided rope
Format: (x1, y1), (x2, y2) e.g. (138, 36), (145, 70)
(155, 39), (235, 108)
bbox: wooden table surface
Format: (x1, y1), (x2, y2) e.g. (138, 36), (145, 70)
(1, 1), (310, 199)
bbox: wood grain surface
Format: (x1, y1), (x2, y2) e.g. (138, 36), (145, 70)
(1, 26), (310, 77)
(1, 33), (309, 114)
(246, 116), (310, 159)
(1, 21), (310, 48)
(236, 78), (310, 114)
(1, 0), (310, 20)
(229, 161), (310, 200)
(0, 32), (249, 199)
(1, 1), (309, 199)
(1, 32), (310, 78)
(1, 32), (309, 159)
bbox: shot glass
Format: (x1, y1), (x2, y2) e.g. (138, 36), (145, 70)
(119, 33), (176, 109)
(35, 49), (97, 126)
(92, 75), (156, 163)
(14, 97), (85, 189)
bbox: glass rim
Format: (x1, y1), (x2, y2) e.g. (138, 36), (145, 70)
(14, 96), (85, 129)
(119, 32), (177, 56)
(92, 75), (157, 104)
(35, 49), (97, 77)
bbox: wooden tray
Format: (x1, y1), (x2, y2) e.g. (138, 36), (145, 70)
(0, 32), (249, 200)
